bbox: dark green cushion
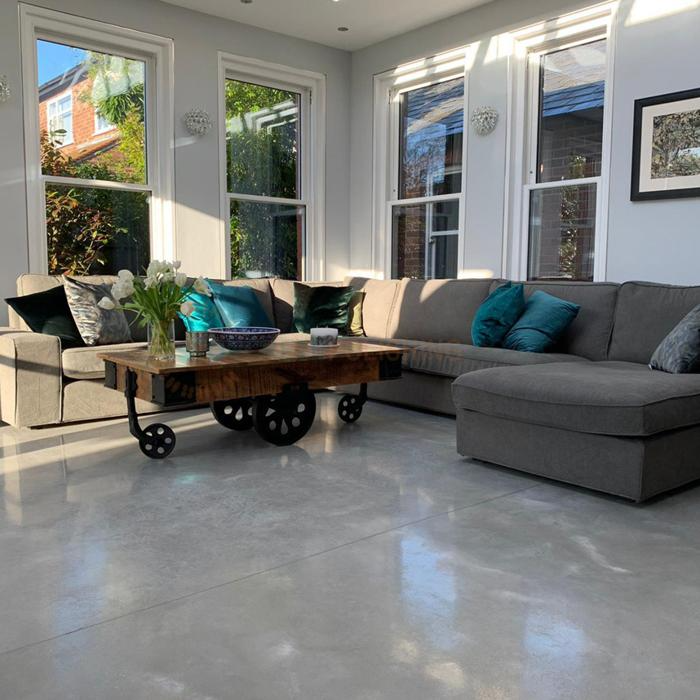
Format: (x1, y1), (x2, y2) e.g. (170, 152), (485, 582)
(293, 284), (355, 333)
(208, 280), (273, 328)
(471, 282), (525, 347)
(503, 290), (580, 353)
(5, 285), (84, 348)
(650, 303), (700, 373)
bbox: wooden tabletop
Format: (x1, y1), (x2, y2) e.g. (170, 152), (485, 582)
(99, 339), (405, 375)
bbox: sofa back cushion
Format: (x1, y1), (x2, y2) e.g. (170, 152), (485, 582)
(492, 280), (618, 360)
(609, 282), (700, 364)
(392, 279), (493, 343)
(218, 278), (274, 328)
(343, 277), (402, 338)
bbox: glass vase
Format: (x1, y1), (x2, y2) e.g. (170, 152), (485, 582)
(147, 319), (176, 361)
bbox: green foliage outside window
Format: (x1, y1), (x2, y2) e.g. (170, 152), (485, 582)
(225, 80), (300, 279)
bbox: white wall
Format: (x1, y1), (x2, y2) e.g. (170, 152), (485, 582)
(349, 0), (700, 285)
(0, 0), (351, 323)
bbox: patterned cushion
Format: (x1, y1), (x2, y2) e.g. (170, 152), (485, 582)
(63, 276), (131, 346)
(650, 304), (700, 374)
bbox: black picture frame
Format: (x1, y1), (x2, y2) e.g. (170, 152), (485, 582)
(631, 87), (700, 201)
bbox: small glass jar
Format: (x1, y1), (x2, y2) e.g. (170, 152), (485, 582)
(185, 331), (210, 358)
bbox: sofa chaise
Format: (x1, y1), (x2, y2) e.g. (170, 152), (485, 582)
(2, 273), (700, 501)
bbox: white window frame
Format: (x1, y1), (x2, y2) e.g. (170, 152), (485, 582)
(20, 4), (175, 274)
(46, 91), (74, 146)
(217, 53), (326, 281)
(94, 109), (113, 135)
(504, 3), (617, 282)
(373, 49), (471, 279)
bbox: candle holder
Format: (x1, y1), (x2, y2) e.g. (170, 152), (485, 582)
(185, 331), (210, 358)
(310, 328), (339, 347)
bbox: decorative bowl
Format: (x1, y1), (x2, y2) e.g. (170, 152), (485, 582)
(209, 327), (280, 352)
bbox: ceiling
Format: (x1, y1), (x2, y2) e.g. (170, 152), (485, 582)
(160, 0), (496, 51)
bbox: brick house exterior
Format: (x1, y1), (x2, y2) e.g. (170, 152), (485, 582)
(39, 64), (119, 161)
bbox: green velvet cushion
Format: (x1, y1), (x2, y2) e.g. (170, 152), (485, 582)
(208, 280), (273, 328)
(5, 285), (84, 348)
(178, 290), (223, 332)
(503, 290), (580, 353)
(293, 283), (355, 333)
(471, 282), (525, 347)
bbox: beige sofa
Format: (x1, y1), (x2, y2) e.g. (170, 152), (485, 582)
(0, 273), (596, 427)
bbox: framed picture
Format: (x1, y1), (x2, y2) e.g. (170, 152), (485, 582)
(631, 87), (700, 201)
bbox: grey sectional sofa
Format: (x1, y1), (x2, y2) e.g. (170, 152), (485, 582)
(3, 273), (700, 501)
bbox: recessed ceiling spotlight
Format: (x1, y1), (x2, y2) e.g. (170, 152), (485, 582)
(240, 0), (253, 4)
(337, 26), (349, 31)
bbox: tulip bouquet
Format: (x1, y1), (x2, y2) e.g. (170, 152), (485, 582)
(99, 260), (210, 360)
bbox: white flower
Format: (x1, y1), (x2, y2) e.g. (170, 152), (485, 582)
(97, 297), (116, 310)
(117, 269), (134, 283)
(193, 277), (211, 296)
(174, 272), (188, 287)
(144, 275), (158, 289)
(180, 300), (195, 317)
(111, 279), (134, 300)
(172, 260), (182, 270)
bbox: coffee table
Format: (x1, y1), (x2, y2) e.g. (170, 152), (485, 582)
(99, 339), (404, 458)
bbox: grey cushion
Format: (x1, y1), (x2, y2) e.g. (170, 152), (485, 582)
(452, 360), (700, 436)
(491, 280), (618, 360)
(343, 277), (403, 338)
(392, 278), (493, 343)
(609, 281), (700, 364)
(409, 343), (587, 378)
(650, 304), (700, 374)
(63, 276), (131, 346)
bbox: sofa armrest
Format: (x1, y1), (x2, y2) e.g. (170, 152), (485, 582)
(0, 330), (62, 427)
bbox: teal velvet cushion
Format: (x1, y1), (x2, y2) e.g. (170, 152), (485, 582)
(178, 289), (223, 332)
(503, 290), (580, 353)
(207, 280), (273, 328)
(5, 285), (84, 348)
(293, 283), (355, 333)
(471, 282), (525, 347)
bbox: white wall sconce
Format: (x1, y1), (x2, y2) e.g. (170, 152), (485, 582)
(0, 75), (11, 103)
(182, 108), (213, 136)
(470, 106), (499, 136)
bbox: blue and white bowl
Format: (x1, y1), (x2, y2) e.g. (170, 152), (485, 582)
(209, 327), (280, 352)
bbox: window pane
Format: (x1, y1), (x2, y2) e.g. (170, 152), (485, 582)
(528, 184), (596, 281)
(399, 77), (464, 199)
(392, 200), (459, 279)
(230, 200), (303, 279)
(537, 40), (606, 182)
(37, 39), (147, 184)
(226, 80), (301, 199)
(46, 184), (150, 275)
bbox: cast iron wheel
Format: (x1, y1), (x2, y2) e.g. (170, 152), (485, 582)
(253, 390), (316, 446)
(211, 398), (254, 431)
(338, 394), (363, 423)
(139, 423), (176, 459)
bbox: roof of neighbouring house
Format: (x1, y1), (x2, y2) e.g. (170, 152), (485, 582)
(542, 80), (605, 118)
(39, 64), (87, 101)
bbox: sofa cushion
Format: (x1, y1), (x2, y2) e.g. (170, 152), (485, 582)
(411, 343), (586, 378)
(343, 278), (402, 338)
(392, 278), (493, 343)
(62, 342), (148, 380)
(271, 279), (343, 333)
(220, 279), (275, 329)
(609, 281), (700, 365)
(350, 336), (425, 368)
(491, 280), (618, 361)
(452, 360), (700, 437)
(471, 282), (525, 347)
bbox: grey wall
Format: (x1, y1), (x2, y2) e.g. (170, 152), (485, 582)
(348, 0), (700, 285)
(0, 0), (351, 323)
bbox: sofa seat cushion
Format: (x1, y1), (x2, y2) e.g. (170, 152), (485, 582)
(62, 342), (148, 380)
(411, 343), (587, 378)
(350, 336), (424, 368)
(452, 361), (700, 437)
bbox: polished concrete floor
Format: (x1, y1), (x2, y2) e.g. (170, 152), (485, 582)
(1, 395), (699, 698)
